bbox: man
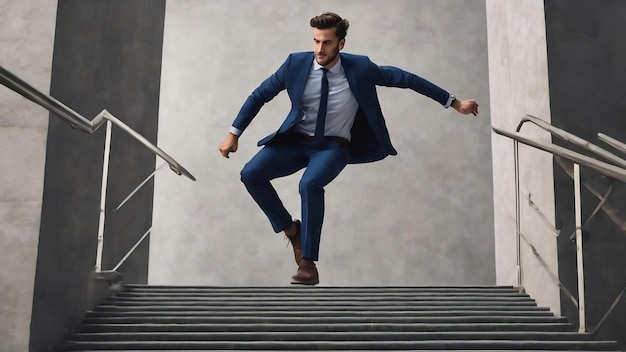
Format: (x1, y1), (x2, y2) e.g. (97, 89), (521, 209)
(219, 12), (479, 285)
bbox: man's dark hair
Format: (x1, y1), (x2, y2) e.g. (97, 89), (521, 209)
(310, 12), (349, 40)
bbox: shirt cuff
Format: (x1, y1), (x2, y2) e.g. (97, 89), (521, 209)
(444, 94), (456, 108)
(229, 126), (242, 136)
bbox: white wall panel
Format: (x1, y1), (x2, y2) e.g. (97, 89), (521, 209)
(486, 0), (559, 313)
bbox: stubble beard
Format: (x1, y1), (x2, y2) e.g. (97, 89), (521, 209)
(316, 46), (340, 67)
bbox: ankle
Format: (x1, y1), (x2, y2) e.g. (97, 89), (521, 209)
(283, 221), (297, 237)
(301, 258), (315, 265)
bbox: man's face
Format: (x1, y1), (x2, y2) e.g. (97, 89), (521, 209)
(313, 27), (345, 67)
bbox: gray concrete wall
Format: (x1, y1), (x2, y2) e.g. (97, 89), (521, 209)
(486, 0), (560, 313)
(0, 1), (57, 351)
(29, 1), (166, 351)
(544, 0), (626, 346)
(150, 0), (494, 286)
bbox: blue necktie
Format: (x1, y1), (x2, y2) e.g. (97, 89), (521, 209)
(314, 68), (329, 143)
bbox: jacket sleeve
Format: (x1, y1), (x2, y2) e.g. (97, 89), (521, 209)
(369, 60), (450, 106)
(231, 55), (290, 133)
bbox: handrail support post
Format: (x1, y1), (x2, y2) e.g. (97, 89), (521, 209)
(94, 120), (113, 273)
(574, 163), (586, 332)
(514, 140), (522, 287)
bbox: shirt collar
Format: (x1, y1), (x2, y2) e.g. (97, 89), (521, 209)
(313, 55), (342, 74)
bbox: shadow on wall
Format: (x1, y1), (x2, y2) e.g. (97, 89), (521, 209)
(544, 0), (626, 348)
(28, 1), (170, 352)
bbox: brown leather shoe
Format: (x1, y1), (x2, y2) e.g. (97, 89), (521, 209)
(285, 220), (302, 265)
(290, 260), (319, 285)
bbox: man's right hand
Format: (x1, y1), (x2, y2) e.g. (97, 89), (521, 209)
(218, 133), (239, 158)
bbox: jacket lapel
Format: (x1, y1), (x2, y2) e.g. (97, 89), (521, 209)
(288, 53), (314, 105)
(341, 54), (363, 103)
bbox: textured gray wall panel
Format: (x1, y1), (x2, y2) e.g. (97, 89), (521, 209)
(0, 1), (57, 351)
(545, 0), (626, 347)
(151, 0), (494, 286)
(29, 1), (166, 351)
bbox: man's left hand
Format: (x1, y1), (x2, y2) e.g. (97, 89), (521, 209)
(452, 99), (479, 116)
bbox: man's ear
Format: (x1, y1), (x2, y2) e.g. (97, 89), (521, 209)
(339, 38), (345, 51)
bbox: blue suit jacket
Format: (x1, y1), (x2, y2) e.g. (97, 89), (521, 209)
(232, 52), (451, 164)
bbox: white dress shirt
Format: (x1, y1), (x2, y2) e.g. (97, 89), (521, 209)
(291, 57), (359, 141)
(229, 57), (359, 141)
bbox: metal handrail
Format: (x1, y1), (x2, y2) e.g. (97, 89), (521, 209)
(555, 157), (626, 241)
(493, 192), (577, 307)
(1, 64), (196, 276)
(113, 163), (167, 214)
(111, 227), (153, 272)
(494, 123), (626, 333)
(494, 128), (626, 183)
(526, 193), (560, 237)
(0, 64), (196, 181)
(517, 115), (626, 168)
(519, 231), (579, 309)
(513, 116), (626, 239)
(592, 288), (626, 335)
(598, 133), (626, 156)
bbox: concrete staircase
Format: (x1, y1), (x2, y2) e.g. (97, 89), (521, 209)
(57, 285), (620, 351)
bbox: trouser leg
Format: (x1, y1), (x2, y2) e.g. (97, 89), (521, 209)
(299, 141), (350, 261)
(240, 142), (307, 232)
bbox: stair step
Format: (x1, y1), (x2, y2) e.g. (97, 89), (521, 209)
(56, 285), (619, 351)
(103, 292), (532, 301)
(67, 331), (595, 342)
(82, 316), (569, 324)
(114, 291), (530, 298)
(121, 285), (520, 292)
(57, 339), (619, 350)
(51, 350), (624, 352)
(93, 303), (549, 311)
(80, 322), (574, 333)
(100, 300), (538, 307)
(86, 310), (555, 318)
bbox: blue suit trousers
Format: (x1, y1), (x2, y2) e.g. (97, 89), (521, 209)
(240, 136), (350, 261)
